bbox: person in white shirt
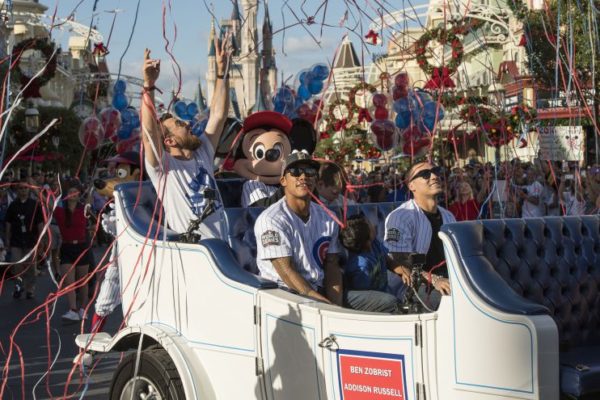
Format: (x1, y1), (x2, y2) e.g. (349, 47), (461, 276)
(140, 36), (231, 239)
(518, 169), (544, 218)
(384, 162), (456, 309)
(559, 176), (586, 216)
(255, 151), (343, 305)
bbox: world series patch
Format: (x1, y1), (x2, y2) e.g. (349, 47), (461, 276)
(386, 228), (401, 242)
(261, 230), (281, 247)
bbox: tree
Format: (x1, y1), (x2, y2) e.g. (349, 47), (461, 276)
(7, 106), (86, 172)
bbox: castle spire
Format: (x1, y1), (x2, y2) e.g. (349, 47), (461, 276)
(208, 18), (216, 57)
(197, 79), (207, 110)
(231, 0), (241, 20)
(262, 0), (272, 35)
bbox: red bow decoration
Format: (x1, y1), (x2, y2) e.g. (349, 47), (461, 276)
(424, 67), (455, 89)
(320, 131), (331, 140)
(334, 118), (348, 131)
(518, 34), (527, 47)
(357, 108), (373, 123)
(365, 30), (379, 45)
(518, 132), (528, 148)
(93, 42), (109, 56)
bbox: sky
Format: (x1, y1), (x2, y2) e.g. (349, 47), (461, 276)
(44, 0), (427, 102)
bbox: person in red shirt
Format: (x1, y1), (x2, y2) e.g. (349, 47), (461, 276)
(54, 185), (92, 322)
(448, 181), (480, 221)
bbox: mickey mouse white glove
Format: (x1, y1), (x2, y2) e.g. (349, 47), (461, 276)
(102, 203), (117, 236)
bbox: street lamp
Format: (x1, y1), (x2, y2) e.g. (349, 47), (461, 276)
(333, 137), (341, 150)
(25, 105), (40, 133)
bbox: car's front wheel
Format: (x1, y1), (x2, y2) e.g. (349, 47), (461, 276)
(110, 348), (185, 400)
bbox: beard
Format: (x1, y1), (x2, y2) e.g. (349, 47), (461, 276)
(178, 135), (201, 151)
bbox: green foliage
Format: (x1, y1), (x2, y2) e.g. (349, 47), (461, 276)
(7, 106), (86, 171)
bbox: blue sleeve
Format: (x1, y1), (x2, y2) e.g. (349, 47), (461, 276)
(345, 255), (373, 291)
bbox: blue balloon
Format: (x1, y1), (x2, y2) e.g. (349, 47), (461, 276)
(393, 97), (410, 114)
(114, 79), (127, 94)
(298, 70), (314, 85)
(308, 79), (324, 95)
(423, 115), (436, 131)
(274, 102), (285, 113)
(130, 114), (140, 129)
(395, 111), (411, 129)
(174, 101), (189, 120)
(117, 125), (133, 140)
(297, 85), (311, 101)
(192, 118), (208, 137)
(311, 63), (330, 80)
(186, 103), (199, 118)
(112, 93), (128, 111)
(423, 101), (438, 118)
(120, 108), (133, 123)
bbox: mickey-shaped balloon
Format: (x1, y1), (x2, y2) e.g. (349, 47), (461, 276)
(234, 111), (318, 207)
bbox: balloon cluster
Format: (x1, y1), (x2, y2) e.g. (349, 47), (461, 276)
(370, 93), (397, 151)
(78, 79), (141, 152)
(391, 73), (445, 157)
(272, 63), (329, 122)
(173, 99), (208, 137)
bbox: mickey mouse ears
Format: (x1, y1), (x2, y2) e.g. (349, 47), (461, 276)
(243, 111), (292, 135)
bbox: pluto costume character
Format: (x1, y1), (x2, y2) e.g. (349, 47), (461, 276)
(234, 111), (318, 207)
(91, 152), (142, 332)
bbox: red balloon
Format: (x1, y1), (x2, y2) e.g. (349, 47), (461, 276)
(392, 85), (408, 100)
(394, 73), (409, 87)
(78, 116), (104, 150)
(100, 107), (122, 141)
(374, 107), (389, 120)
(296, 103), (311, 118)
(372, 93), (388, 108)
(376, 134), (394, 150)
(402, 126), (431, 156)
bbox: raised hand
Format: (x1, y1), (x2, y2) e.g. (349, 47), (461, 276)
(143, 48), (161, 86)
(214, 31), (232, 76)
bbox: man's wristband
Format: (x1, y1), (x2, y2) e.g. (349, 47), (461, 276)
(143, 85), (163, 94)
(216, 73), (229, 79)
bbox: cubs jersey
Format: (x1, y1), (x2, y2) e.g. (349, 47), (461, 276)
(384, 199), (456, 254)
(241, 180), (278, 208)
(145, 134), (226, 239)
(255, 198), (340, 290)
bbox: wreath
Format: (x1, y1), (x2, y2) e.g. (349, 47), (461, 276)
(459, 104), (516, 147)
(509, 104), (537, 131)
(415, 27), (464, 77)
(12, 38), (59, 98)
(348, 81), (377, 123)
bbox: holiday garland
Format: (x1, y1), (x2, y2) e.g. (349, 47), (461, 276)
(415, 27), (464, 76)
(12, 38), (59, 98)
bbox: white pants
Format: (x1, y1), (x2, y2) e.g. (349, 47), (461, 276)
(94, 246), (121, 317)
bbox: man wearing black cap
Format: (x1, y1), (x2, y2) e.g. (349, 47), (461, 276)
(254, 151), (343, 305)
(140, 35), (231, 239)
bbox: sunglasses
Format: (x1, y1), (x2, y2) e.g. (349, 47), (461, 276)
(410, 166), (442, 182)
(286, 166), (318, 178)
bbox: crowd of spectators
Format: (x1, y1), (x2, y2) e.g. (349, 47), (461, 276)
(334, 159), (600, 220)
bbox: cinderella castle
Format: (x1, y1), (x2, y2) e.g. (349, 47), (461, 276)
(205, 0), (277, 118)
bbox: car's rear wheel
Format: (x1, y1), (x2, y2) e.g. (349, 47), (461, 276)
(110, 348), (185, 400)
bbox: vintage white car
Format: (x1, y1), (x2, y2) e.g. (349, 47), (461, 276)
(76, 181), (600, 400)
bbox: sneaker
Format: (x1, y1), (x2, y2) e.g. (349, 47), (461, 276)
(62, 310), (81, 322)
(13, 278), (23, 299)
(78, 308), (87, 320)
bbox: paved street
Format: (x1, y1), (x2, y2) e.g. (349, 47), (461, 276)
(1, 257), (121, 399)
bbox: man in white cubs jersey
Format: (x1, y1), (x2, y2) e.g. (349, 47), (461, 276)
(384, 162), (456, 309)
(140, 36), (231, 239)
(255, 151), (343, 305)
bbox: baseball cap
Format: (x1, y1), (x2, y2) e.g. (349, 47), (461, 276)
(282, 150), (320, 175)
(101, 151), (141, 167)
(243, 111), (292, 135)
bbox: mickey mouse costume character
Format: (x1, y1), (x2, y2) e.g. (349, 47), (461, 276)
(234, 111), (318, 207)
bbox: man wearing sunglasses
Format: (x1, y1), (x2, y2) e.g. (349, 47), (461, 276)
(254, 151), (343, 305)
(384, 162), (456, 309)
(140, 34), (231, 239)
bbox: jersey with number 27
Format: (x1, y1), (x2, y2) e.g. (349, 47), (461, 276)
(255, 198), (340, 290)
